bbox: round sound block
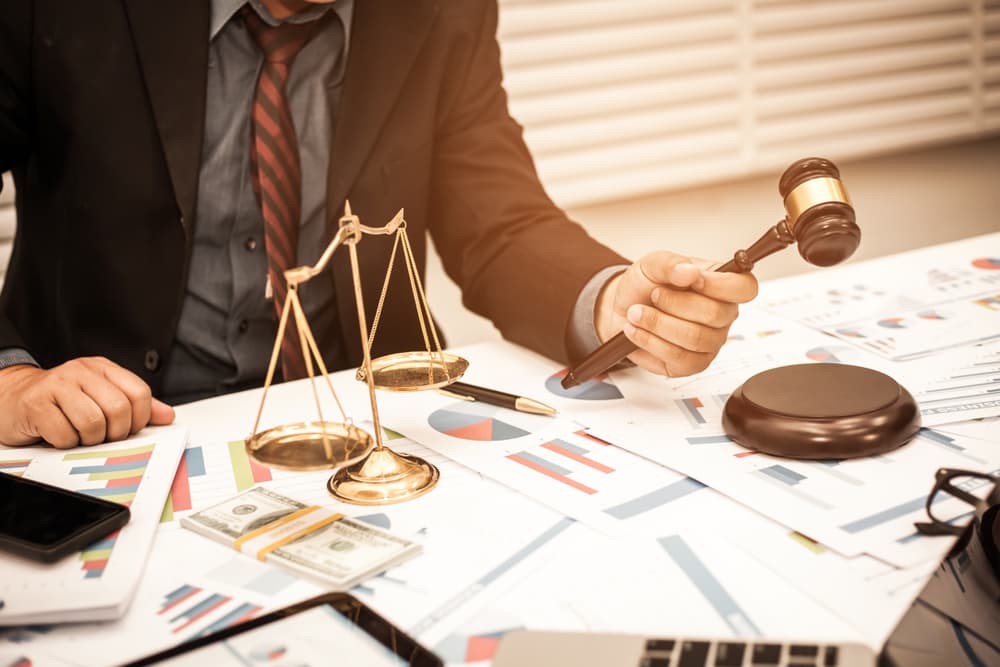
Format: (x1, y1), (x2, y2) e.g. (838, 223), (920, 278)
(722, 363), (921, 459)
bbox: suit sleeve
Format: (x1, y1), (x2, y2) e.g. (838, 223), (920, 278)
(0, 2), (32, 184)
(427, 1), (628, 364)
(0, 1), (34, 350)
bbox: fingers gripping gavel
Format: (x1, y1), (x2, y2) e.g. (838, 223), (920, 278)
(561, 157), (861, 389)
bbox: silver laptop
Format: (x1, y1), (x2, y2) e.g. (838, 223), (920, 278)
(492, 529), (1000, 667)
(492, 631), (874, 667)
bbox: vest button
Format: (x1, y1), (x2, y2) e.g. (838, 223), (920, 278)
(144, 349), (160, 372)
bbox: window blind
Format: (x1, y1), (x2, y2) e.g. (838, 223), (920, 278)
(0, 174), (14, 284)
(498, 0), (1000, 208)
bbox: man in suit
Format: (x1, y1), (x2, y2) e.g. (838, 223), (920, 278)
(0, 0), (756, 448)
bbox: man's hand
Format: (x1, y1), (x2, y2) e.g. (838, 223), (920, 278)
(595, 251), (758, 377)
(0, 358), (175, 448)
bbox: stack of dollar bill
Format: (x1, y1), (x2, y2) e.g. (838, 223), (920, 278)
(181, 487), (422, 590)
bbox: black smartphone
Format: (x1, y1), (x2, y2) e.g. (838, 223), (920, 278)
(0, 472), (131, 563)
(122, 592), (443, 666)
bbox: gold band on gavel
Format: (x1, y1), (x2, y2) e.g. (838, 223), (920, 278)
(783, 177), (851, 230)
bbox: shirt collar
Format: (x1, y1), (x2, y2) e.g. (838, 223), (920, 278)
(209, 0), (353, 42)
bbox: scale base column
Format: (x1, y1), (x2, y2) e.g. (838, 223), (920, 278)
(327, 447), (439, 505)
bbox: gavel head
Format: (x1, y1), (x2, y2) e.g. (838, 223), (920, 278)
(778, 157), (860, 267)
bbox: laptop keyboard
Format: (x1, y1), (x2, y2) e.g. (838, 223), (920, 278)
(641, 638), (841, 666)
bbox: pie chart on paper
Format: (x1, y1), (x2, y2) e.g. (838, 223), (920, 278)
(836, 328), (866, 339)
(972, 257), (1000, 270)
(805, 345), (864, 364)
(917, 309), (949, 321)
(545, 370), (624, 400)
(428, 401), (551, 441)
(877, 317), (908, 329)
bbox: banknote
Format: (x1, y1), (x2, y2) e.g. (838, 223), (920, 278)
(181, 486), (422, 589)
(269, 515), (419, 588)
(181, 486), (307, 541)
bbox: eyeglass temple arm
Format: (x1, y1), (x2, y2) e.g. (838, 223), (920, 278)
(937, 468), (995, 505)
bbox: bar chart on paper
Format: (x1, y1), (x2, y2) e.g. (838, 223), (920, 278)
(0, 458), (31, 477)
(158, 439), (340, 525)
(436, 617), (522, 664)
(658, 535), (761, 636)
(584, 363), (1000, 565)
(911, 346), (1000, 426)
(161, 447), (208, 520)
(26, 443), (157, 579)
(0, 429), (187, 626)
(657, 429), (999, 566)
(675, 394), (729, 428)
(434, 526), (854, 657)
(396, 406), (725, 536)
(0, 529), (322, 667)
(158, 584), (262, 639)
(489, 527), (863, 644)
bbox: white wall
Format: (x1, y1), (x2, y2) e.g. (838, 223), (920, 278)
(425, 136), (1000, 347)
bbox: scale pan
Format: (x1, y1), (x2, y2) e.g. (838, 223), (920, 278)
(357, 351), (469, 391)
(246, 421), (374, 471)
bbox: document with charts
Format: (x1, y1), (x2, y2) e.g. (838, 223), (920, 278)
(1, 431), (573, 667)
(371, 343), (742, 539)
(597, 365), (999, 567)
(0, 425), (187, 625)
(759, 232), (1000, 360)
(433, 523), (885, 663)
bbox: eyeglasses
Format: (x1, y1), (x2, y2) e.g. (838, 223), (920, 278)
(915, 467), (1000, 592)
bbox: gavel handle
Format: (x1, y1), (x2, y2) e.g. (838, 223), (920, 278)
(560, 220), (792, 389)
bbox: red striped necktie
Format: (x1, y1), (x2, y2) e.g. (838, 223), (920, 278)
(242, 7), (326, 382)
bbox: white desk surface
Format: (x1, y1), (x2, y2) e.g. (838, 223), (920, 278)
(3, 233), (1000, 667)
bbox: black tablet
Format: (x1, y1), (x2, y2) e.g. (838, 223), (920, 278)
(121, 592), (442, 667)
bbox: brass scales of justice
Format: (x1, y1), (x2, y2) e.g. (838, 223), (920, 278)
(245, 202), (469, 505)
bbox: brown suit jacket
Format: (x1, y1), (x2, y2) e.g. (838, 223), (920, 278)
(0, 0), (627, 395)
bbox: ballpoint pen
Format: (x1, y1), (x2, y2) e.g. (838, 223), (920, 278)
(438, 381), (557, 416)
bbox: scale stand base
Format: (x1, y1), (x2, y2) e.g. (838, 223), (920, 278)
(327, 447), (440, 505)
(722, 363), (921, 459)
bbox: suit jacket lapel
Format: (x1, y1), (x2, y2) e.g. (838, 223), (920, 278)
(122, 0), (209, 235)
(326, 0), (439, 212)
(325, 1), (438, 362)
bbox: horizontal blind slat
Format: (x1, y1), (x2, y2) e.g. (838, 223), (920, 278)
(753, 0), (968, 33)
(754, 14), (972, 62)
(534, 128), (742, 182)
(524, 103), (740, 155)
(754, 40), (972, 90)
(757, 64), (973, 118)
(0, 173), (13, 207)
(498, 0), (733, 38)
(499, 14), (737, 67)
(757, 92), (973, 144)
(543, 154), (749, 208)
(508, 73), (741, 126)
(503, 43), (738, 97)
(756, 116), (977, 166)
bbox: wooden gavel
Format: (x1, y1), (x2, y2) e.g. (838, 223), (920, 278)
(561, 157), (862, 389)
